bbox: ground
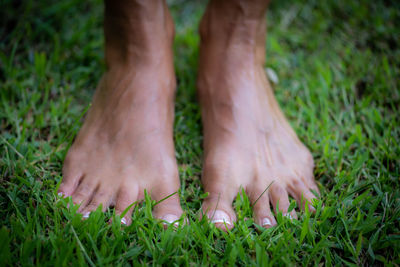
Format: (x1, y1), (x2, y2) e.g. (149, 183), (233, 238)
(0, 0), (399, 265)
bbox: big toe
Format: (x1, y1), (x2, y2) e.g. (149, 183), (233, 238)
(202, 194), (236, 231)
(152, 191), (184, 228)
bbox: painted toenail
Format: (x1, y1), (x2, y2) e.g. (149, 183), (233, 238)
(161, 214), (180, 226)
(210, 210), (231, 225)
(262, 217), (272, 226)
(121, 217), (127, 225)
(82, 212), (90, 219)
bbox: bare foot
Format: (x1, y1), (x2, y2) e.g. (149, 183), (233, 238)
(58, 0), (183, 225)
(198, 0), (319, 230)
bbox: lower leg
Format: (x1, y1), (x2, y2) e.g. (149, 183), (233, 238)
(104, 0), (174, 67)
(198, 0), (319, 230)
(59, 0), (183, 225)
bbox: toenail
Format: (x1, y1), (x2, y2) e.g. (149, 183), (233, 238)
(284, 213), (293, 220)
(309, 205), (316, 212)
(210, 210), (231, 225)
(82, 212), (90, 219)
(262, 217), (272, 226)
(160, 214), (180, 226)
(121, 217), (127, 225)
(57, 192), (64, 197)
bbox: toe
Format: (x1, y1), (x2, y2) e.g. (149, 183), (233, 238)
(288, 179), (317, 212)
(249, 183), (276, 228)
(153, 193), (183, 228)
(307, 178), (320, 196)
(70, 178), (97, 211)
(151, 180), (184, 228)
(202, 192), (236, 231)
(59, 164), (82, 197)
(302, 169), (320, 196)
(269, 183), (297, 219)
(81, 185), (114, 215)
(114, 185), (139, 225)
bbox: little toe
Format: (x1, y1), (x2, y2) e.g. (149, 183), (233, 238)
(59, 151), (84, 197)
(302, 171), (320, 196)
(308, 179), (320, 196)
(269, 183), (297, 219)
(59, 169), (81, 197)
(289, 179), (317, 212)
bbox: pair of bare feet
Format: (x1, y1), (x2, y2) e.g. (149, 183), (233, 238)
(58, 0), (319, 230)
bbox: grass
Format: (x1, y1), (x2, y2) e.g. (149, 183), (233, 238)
(0, 0), (399, 265)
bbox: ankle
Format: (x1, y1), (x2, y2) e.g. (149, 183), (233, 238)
(199, 3), (268, 67)
(104, 0), (175, 67)
(199, 1), (267, 47)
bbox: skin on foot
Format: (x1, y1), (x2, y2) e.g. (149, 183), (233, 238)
(58, 0), (183, 226)
(198, 0), (320, 230)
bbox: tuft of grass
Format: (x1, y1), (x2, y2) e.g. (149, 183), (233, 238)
(1, 0), (399, 265)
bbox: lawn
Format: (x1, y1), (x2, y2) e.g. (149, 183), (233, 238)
(1, 0), (399, 265)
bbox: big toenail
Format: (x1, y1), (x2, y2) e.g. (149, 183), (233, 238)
(82, 212), (90, 219)
(121, 217), (127, 225)
(210, 210), (231, 225)
(161, 214), (179, 226)
(262, 217), (272, 226)
(57, 192), (64, 197)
